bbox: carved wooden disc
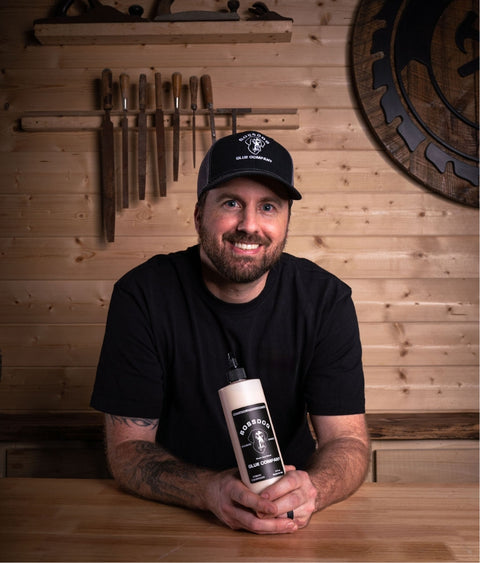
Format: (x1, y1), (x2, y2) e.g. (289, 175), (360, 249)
(351, 0), (479, 207)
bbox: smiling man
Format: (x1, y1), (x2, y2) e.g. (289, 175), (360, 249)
(91, 131), (370, 534)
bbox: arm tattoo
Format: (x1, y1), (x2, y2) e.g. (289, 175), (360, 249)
(124, 441), (200, 506)
(107, 418), (205, 508)
(108, 414), (159, 430)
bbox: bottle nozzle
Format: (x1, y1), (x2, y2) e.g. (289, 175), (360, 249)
(227, 353), (239, 369)
(227, 353), (247, 383)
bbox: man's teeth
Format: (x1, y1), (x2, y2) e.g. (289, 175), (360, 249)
(234, 243), (259, 250)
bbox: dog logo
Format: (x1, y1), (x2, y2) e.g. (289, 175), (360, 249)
(245, 136), (265, 155)
(248, 428), (268, 454)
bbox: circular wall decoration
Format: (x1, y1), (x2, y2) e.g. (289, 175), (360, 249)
(351, 0), (479, 207)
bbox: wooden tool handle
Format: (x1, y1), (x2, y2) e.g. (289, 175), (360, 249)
(101, 68), (112, 111)
(201, 74), (213, 108)
(120, 73), (129, 110)
(172, 72), (182, 106)
(189, 76), (198, 111)
(139, 73), (147, 110)
(155, 73), (163, 109)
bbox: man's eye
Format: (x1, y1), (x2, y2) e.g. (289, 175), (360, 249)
(224, 200), (239, 208)
(262, 203), (275, 212)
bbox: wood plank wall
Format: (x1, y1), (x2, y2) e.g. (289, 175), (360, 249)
(0, 0), (478, 415)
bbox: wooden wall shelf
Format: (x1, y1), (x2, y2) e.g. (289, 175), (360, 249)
(33, 20), (292, 45)
(20, 108), (298, 132)
(0, 412), (477, 442)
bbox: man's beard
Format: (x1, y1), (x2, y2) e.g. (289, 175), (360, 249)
(198, 223), (287, 284)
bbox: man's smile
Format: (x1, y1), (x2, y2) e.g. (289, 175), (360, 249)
(233, 242), (260, 251)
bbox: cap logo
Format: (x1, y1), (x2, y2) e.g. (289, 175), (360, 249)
(235, 133), (272, 164)
(246, 136), (265, 155)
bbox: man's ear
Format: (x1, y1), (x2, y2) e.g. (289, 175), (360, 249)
(194, 203), (201, 233)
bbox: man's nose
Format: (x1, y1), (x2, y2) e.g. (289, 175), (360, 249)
(236, 206), (259, 233)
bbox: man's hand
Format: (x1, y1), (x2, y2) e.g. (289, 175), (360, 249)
(258, 466), (318, 529)
(205, 468), (300, 534)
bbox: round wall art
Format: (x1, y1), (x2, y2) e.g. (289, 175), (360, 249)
(351, 0), (479, 207)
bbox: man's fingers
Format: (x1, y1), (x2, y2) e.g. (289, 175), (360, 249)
(258, 469), (318, 526)
(230, 481), (277, 516)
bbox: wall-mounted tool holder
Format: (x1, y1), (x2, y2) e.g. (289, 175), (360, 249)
(33, 1), (293, 45)
(33, 19), (292, 45)
(20, 109), (298, 132)
(19, 70), (298, 243)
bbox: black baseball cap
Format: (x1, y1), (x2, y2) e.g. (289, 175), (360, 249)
(197, 131), (302, 201)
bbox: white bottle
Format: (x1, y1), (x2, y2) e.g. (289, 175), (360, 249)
(218, 354), (286, 494)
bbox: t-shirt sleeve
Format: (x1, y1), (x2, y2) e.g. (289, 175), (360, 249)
(305, 286), (365, 416)
(90, 280), (164, 419)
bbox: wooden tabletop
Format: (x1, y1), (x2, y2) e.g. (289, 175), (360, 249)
(0, 478), (478, 562)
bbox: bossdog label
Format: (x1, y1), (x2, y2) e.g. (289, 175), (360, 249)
(232, 403), (284, 484)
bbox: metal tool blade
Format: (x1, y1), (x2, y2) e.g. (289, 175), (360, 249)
(138, 73), (147, 200)
(100, 68), (115, 243)
(120, 73), (129, 208)
(155, 72), (167, 197)
(172, 72), (182, 182)
(189, 76), (198, 168)
(201, 74), (216, 143)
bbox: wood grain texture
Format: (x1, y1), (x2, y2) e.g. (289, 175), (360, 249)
(375, 448), (479, 483)
(0, 479), (477, 562)
(0, 412), (477, 442)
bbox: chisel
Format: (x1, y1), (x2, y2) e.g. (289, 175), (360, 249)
(201, 74), (216, 144)
(138, 73), (147, 200)
(189, 76), (198, 168)
(100, 68), (115, 243)
(172, 72), (182, 181)
(120, 73), (129, 208)
(155, 72), (167, 197)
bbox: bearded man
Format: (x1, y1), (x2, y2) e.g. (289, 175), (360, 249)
(91, 131), (370, 534)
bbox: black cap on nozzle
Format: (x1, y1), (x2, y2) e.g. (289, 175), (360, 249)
(227, 353), (247, 383)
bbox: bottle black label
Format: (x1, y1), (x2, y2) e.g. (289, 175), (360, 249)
(232, 402), (284, 484)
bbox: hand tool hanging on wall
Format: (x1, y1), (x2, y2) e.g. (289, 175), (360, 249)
(36, 0), (148, 23)
(155, 72), (167, 197)
(153, 0), (239, 21)
(201, 74), (216, 144)
(100, 68), (115, 243)
(172, 72), (182, 181)
(137, 73), (147, 200)
(120, 73), (129, 208)
(189, 76), (198, 168)
(247, 2), (293, 21)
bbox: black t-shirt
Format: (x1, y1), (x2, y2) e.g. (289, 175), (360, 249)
(90, 245), (365, 471)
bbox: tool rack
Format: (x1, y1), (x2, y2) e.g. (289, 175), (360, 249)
(20, 109), (299, 132)
(33, 20), (292, 45)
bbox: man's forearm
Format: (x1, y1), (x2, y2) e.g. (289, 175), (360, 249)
(306, 436), (370, 512)
(108, 439), (215, 511)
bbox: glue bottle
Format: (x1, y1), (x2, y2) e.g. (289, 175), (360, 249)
(218, 353), (286, 494)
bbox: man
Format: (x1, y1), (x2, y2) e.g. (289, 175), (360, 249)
(91, 131), (370, 534)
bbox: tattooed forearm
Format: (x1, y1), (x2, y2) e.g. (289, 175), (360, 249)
(132, 443), (199, 504)
(108, 437), (212, 511)
(108, 414), (159, 429)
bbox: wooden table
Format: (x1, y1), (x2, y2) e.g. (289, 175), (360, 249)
(0, 478), (478, 562)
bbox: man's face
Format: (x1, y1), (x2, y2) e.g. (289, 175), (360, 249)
(194, 177), (291, 284)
